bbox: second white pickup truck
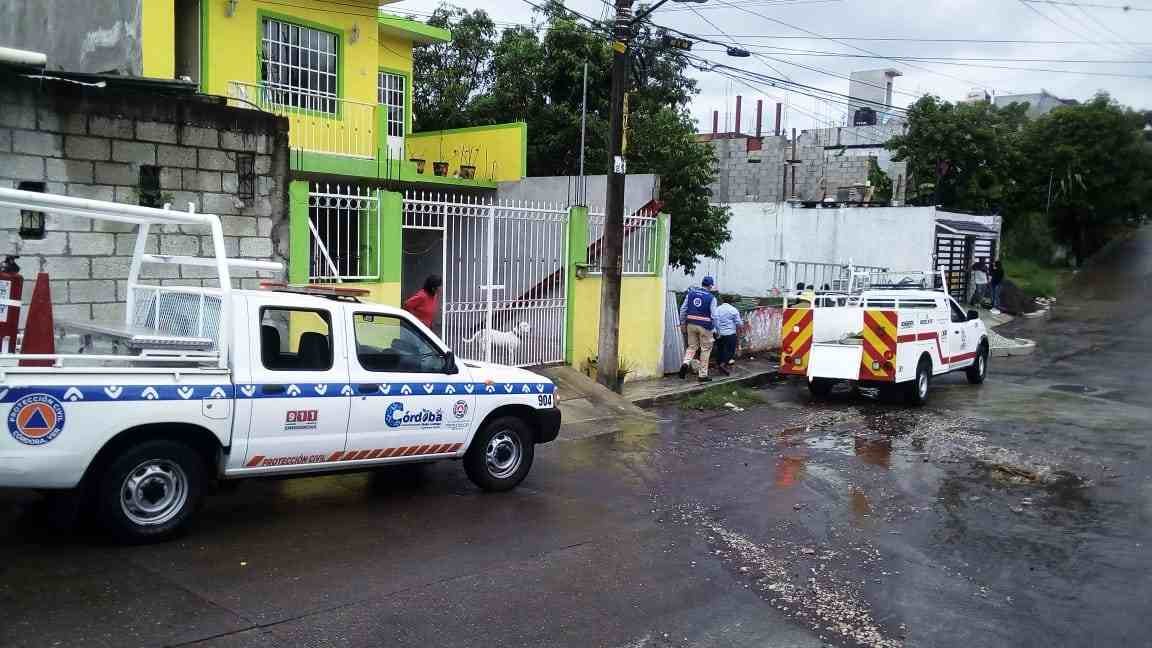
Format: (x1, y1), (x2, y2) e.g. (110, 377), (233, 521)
(780, 270), (989, 405)
(0, 188), (560, 542)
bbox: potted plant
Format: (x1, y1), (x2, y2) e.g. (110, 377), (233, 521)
(582, 355), (635, 393)
(433, 138), (449, 176)
(409, 158), (426, 174)
(460, 146), (478, 180)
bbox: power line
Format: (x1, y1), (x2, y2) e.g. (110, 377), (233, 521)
(669, 34), (1152, 44)
(1065, 0), (1149, 56)
(704, 64), (895, 143)
(688, 53), (910, 113)
(697, 0), (1009, 92)
(662, 0), (843, 10)
(694, 45), (1152, 64)
(1021, 0), (1152, 10)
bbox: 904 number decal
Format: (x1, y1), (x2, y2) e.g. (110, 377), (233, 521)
(537, 394), (554, 408)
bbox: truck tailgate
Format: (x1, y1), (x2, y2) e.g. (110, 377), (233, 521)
(808, 343), (863, 380)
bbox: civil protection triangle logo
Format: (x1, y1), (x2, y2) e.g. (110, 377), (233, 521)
(8, 393), (66, 446)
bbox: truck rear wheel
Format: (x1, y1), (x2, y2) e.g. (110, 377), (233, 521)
(94, 440), (205, 544)
(904, 357), (932, 406)
(464, 416), (535, 492)
(808, 378), (835, 400)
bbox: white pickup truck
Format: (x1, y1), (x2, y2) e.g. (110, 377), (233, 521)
(780, 271), (989, 405)
(0, 188), (560, 542)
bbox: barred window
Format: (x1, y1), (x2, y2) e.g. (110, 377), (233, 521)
(260, 17), (338, 113)
(378, 71), (405, 138)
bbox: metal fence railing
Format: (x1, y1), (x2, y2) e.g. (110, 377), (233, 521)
(586, 208), (660, 275)
(308, 183), (381, 282)
(765, 259), (887, 293)
(227, 81), (377, 159)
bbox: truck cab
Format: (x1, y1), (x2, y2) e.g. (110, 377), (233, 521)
(0, 187), (559, 543)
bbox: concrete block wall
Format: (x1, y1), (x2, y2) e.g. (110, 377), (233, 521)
(0, 75), (290, 323)
(705, 123), (909, 203)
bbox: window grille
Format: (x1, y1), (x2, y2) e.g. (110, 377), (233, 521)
(260, 17), (339, 114)
(378, 71), (405, 138)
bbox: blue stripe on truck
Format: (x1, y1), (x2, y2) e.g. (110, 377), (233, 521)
(0, 382), (555, 404)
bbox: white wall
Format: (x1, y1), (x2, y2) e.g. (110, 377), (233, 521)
(669, 203), (1000, 297)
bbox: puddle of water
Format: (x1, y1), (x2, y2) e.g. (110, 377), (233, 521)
(1049, 384), (1099, 394)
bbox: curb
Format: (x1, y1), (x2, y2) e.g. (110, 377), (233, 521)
(630, 368), (782, 408)
(992, 339), (1037, 357)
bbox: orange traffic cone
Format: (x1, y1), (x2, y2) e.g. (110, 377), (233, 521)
(19, 272), (54, 367)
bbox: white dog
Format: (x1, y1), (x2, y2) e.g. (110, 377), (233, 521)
(462, 321), (531, 359)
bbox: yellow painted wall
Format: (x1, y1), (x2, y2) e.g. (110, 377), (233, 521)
(202, 0), (381, 157)
(141, 0), (176, 78)
(378, 33), (413, 78)
(406, 123), (527, 183)
(358, 282), (402, 307)
(202, 0), (379, 101)
(572, 276), (666, 379)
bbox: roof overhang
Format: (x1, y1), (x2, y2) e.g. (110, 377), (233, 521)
(936, 218), (999, 239)
(377, 13), (451, 45)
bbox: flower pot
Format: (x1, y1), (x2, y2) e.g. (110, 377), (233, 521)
(459, 164), (476, 180)
(433, 161), (449, 177)
(409, 158), (426, 174)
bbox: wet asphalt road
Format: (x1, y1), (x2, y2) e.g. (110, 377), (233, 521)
(3, 230), (1151, 648)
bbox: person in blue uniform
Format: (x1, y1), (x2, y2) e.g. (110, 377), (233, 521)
(679, 276), (718, 382)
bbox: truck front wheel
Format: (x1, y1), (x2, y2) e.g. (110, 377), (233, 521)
(94, 440), (206, 543)
(464, 416), (535, 492)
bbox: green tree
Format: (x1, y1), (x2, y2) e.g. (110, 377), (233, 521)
(412, 3), (730, 272)
(867, 159), (892, 203)
(887, 95), (1027, 211)
(1016, 94), (1152, 263)
(410, 6), (497, 132)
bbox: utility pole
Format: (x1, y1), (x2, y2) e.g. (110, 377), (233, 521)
(596, 0), (634, 390)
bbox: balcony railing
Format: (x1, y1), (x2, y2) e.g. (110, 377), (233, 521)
(227, 81), (377, 160)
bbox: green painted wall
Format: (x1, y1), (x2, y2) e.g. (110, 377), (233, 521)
(288, 180), (310, 284)
(565, 205), (589, 364)
(379, 190), (403, 283)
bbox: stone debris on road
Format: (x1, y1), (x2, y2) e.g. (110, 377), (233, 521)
(672, 502), (903, 648)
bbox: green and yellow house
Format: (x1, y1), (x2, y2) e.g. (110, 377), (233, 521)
(143, 0), (523, 186)
(137, 0), (529, 303)
(132, 0), (671, 377)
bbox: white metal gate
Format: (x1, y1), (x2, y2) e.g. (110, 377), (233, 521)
(403, 192), (569, 368)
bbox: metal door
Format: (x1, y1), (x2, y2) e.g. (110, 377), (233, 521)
(404, 192), (569, 368)
(934, 230), (970, 301)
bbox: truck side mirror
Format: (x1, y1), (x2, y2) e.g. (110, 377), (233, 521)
(967, 310), (980, 321)
(442, 350), (459, 375)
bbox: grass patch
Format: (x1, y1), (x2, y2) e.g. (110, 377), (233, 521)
(1003, 258), (1073, 297)
(681, 385), (765, 411)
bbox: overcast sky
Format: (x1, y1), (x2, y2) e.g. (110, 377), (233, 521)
(393, 0), (1152, 131)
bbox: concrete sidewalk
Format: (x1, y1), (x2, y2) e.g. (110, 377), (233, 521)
(623, 356), (781, 407)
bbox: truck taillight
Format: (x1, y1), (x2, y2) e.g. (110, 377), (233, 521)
(793, 356), (802, 365)
(884, 350), (894, 360)
(784, 345), (793, 354)
(872, 361), (880, 370)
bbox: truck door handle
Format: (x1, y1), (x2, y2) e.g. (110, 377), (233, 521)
(357, 383), (380, 393)
(262, 384), (286, 395)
